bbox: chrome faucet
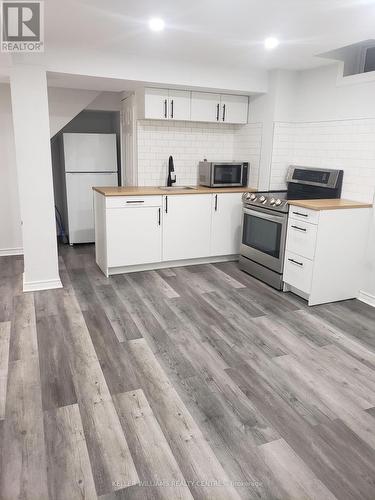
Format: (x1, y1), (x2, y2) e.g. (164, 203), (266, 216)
(167, 156), (176, 187)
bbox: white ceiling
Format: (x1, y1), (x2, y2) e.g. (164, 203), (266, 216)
(44, 0), (375, 70)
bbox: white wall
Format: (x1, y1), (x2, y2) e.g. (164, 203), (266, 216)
(0, 84), (22, 255)
(86, 91), (121, 111)
(294, 64), (375, 121)
(0, 86), (115, 255)
(264, 64), (375, 301)
(48, 87), (100, 137)
(15, 50), (268, 94)
(136, 120), (262, 187)
(249, 70), (298, 190)
(234, 123), (262, 188)
(271, 121), (375, 203)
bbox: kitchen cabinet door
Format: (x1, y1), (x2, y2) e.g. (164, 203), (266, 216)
(190, 92), (221, 123)
(144, 88), (169, 120)
(163, 194), (211, 261)
(211, 193), (243, 256)
(168, 90), (191, 120)
(220, 94), (248, 124)
(106, 206), (162, 267)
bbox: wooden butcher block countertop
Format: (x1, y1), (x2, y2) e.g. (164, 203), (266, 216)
(288, 199), (373, 211)
(93, 186), (256, 196)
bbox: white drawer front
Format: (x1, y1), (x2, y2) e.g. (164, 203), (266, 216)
(106, 195), (162, 208)
(286, 219), (318, 260)
(284, 251), (313, 294)
(288, 206), (319, 225)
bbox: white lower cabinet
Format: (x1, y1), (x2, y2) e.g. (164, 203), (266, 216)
(106, 198), (162, 268)
(211, 193), (243, 256)
(286, 217), (317, 261)
(284, 251), (313, 295)
(162, 194), (212, 261)
(283, 206), (371, 305)
(94, 191), (245, 275)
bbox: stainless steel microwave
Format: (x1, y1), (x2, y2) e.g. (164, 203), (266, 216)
(198, 161), (249, 187)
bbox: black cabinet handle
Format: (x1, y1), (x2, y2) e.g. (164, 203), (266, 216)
(126, 200), (144, 204)
(165, 196), (168, 213)
(164, 99), (167, 118)
(216, 103), (220, 121)
(291, 225), (306, 232)
(158, 207), (161, 225)
(171, 99), (174, 118)
(288, 258), (303, 267)
(214, 194), (218, 211)
(222, 104), (226, 122)
(292, 211), (308, 217)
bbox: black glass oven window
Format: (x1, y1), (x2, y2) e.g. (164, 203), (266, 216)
(292, 169), (330, 184)
(242, 213), (281, 258)
(214, 165), (242, 184)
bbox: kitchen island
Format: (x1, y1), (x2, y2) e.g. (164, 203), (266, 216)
(93, 186), (256, 276)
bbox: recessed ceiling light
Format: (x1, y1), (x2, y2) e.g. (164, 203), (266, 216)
(149, 18), (165, 32)
(264, 37), (279, 50)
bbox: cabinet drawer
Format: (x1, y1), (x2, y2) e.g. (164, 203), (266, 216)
(286, 219), (317, 260)
(288, 206), (320, 225)
(284, 251), (313, 294)
(106, 196), (162, 208)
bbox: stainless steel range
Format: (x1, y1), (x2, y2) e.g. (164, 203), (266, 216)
(239, 166), (344, 290)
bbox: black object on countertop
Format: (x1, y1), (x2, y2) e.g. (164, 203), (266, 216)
(167, 156), (176, 186)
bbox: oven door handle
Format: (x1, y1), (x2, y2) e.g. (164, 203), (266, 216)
(243, 207), (286, 224)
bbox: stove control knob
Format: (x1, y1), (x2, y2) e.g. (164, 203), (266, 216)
(269, 198), (276, 205)
(275, 199), (282, 206)
(244, 192), (252, 200)
(259, 196), (266, 203)
(250, 193), (257, 200)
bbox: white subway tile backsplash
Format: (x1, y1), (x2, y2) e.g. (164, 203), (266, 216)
(270, 120), (375, 202)
(137, 120), (262, 188)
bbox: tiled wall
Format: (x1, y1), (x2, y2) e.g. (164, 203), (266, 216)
(234, 123), (263, 188)
(137, 120), (262, 188)
(270, 120), (375, 202)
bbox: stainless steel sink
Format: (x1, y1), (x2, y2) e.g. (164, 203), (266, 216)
(158, 186), (197, 190)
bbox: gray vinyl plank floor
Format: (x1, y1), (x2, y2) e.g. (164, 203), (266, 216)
(1, 245), (375, 499)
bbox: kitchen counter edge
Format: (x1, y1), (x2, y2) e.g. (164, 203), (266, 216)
(288, 199), (373, 211)
(93, 186), (256, 196)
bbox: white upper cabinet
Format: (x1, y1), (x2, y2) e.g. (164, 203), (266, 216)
(190, 92), (221, 123)
(144, 88), (169, 120)
(220, 94), (248, 124)
(144, 88), (248, 124)
(191, 92), (248, 124)
(162, 194), (212, 261)
(168, 90), (191, 120)
(144, 88), (190, 120)
(211, 193), (243, 256)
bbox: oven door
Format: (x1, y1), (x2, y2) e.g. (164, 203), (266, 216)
(211, 163), (244, 187)
(240, 207), (287, 273)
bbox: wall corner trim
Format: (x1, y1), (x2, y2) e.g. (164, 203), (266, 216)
(23, 275), (63, 293)
(0, 247), (23, 257)
(358, 290), (375, 308)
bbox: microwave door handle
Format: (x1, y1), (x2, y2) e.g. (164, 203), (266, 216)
(244, 207), (286, 224)
(211, 165), (215, 186)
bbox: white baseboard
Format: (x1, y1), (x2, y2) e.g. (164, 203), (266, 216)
(105, 254), (238, 277)
(358, 290), (375, 308)
(23, 274), (63, 292)
(0, 247), (23, 256)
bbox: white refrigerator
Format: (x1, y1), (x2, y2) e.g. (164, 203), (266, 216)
(63, 133), (118, 244)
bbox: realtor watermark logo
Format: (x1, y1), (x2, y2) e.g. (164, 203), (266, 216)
(1, 1), (44, 52)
